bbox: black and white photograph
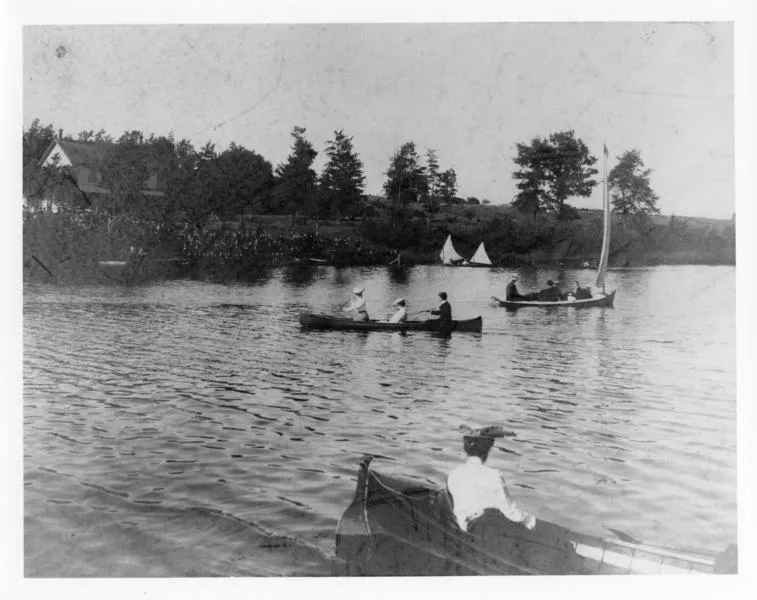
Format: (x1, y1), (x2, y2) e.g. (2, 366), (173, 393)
(5, 1), (755, 597)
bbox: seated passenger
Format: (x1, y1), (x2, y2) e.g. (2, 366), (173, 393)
(574, 281), (593, 300)
(389, 298), (408, 323)
(447, 425), (536, 533)
(537, 280), (562, 302)
(343, 287), (369, 321)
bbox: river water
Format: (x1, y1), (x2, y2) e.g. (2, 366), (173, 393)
(23, 265), (736, 576)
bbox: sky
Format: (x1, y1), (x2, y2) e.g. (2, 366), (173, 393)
(22, 22), (735, 219)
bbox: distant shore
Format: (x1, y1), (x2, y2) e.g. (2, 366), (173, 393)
(23, 207), (735, 284)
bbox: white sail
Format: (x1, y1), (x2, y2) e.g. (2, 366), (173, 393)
(595, 145), (611, 289)
(469, 242), (492, 266)
(440, 234), (464, 265)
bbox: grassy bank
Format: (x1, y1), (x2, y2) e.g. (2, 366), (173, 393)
(23, 205), (735, 284)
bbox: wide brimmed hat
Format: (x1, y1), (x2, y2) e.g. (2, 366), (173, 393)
(352, 287), (365, 295)
(438, 291), (448, 300)
(459, 424), (516, 439)
(392, 298), (407, 306)
(511, 275), (519, 281)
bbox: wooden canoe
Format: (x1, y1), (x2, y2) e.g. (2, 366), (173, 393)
(299, 313), (482, 333)
(492, 290), (616, 310)
(333, 458), (736, 576)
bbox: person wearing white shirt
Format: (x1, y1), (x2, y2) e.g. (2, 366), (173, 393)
(388, 298), (408, 323)
(447, 425), (536, 533)
(343, 287), (369, 321)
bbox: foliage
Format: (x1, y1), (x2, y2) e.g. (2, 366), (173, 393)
(319, 130), (366, 220)
(274, 126), (318, 216)
(425, 149), (440, 203)
(76, 129), (113, 143)
(197, 143), (275, 221)
(97, 134), (161, 217)
(512, 130), (598, 219)
(608, 149), (660, 216)
(22, 119), (58, 206)
(383, 142), (428, 206)
(438, 168), (458, 202)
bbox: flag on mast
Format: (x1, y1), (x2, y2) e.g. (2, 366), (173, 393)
(603, 144), (609, 158)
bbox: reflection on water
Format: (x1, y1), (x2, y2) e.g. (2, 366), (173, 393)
(23, 265), (736, 576)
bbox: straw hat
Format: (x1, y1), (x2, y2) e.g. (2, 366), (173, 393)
(459, 424), (516, 439)
(352, 287), (365, 295)
(392, 298), (407, 306)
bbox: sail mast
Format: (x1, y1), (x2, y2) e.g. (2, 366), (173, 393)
(595, 144), (611, 291)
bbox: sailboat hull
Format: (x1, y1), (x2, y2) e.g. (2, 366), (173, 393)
(493, 290), (616, 310)
(444, 262), (492, 268)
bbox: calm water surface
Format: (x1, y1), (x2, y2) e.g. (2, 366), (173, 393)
(23, 265), (736, 576)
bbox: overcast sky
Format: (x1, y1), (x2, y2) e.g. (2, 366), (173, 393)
(23, 22), (734, 218)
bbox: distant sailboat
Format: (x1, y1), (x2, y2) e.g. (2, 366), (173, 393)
(467, 242), (493, 268)
(439, 234), (466, 266)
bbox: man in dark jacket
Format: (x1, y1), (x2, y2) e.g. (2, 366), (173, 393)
(537, 280), (562, 302)
(505, 276), (523, 301)
(430, 291), (452, 324)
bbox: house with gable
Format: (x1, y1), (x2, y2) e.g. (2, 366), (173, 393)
(35, 132), (164, 212)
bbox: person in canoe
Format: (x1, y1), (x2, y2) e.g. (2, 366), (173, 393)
(505, 276), (524, 301)
(342, 287), (369, 321)
(447, 425), (536, 533)
(388, 298), (408, 323)
(574, 281), (593, 300)
(537, 279), (562, 302)
(429, 291), (452, 324)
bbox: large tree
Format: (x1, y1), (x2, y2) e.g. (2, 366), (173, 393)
(512, 130), (598, 219)
(608, 148), (660, 216)
(319, 130), (365, 220)
(438, 168), (458, 202)
(425, 148), (440, 205)
(383, 142), (428, 206)
(97, 130), (159, 216)
(274, 126), (318, 216)
(206, 143), (274, 220)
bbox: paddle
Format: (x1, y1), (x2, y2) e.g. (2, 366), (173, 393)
(605, 527), (642, 545)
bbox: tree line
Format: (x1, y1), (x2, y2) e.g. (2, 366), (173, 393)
(24, 119), (662, 225)
(22, 119), (467, 224)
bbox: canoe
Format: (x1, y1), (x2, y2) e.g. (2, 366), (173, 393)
(299, 313), (482, 333)
(492, 290), (616, 310)
(333, 458), (736, 576)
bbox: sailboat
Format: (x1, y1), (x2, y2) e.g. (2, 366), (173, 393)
(439, 234), (467, 266)
(467, 242), (493, 268)
(439, 235), (494, 267)
(492, 145), (616, 309)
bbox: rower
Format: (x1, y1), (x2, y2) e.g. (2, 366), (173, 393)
(430, 291), (452, 324)
(388, 298), (408, 323)
(447, 425), (536, 533)
(343, 287), (369, 321)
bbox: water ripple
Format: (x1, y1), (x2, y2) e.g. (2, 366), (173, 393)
(23, 267), (736, 575)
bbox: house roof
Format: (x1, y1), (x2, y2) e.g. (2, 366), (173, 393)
(38, 138), (166, 198)
(39, 139), (114, 168)
(57, 140), (114, 167)
(39, 139), (158, 169)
